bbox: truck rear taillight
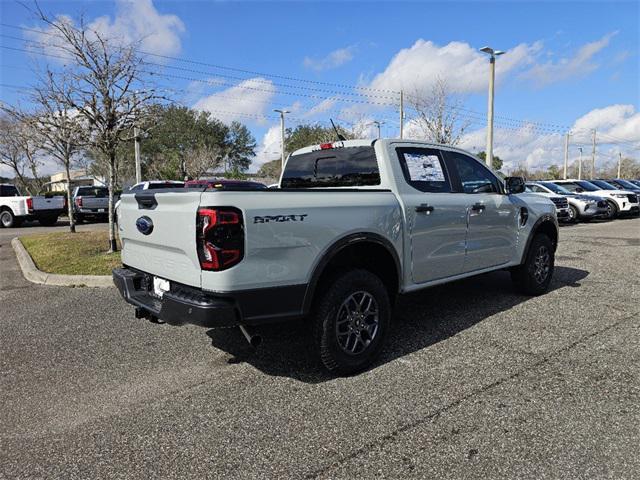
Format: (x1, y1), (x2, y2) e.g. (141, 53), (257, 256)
(75, 197), (83, 208)
(196, 207), (244, 271)
(26, 197), (33, 212)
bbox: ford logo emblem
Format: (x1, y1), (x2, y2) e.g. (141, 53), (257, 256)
(136, 216), (154, 235)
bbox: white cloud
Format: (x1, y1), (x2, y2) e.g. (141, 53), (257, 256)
(301, 98), (338, 118)
(303, 46), (356, 71)
(250, 125), (282, 172)
(364, 39), (541, 96)
(90, 0), (185, 56)
(521, 32), (617, 87)
(453, 104), (640, 173)
(26, 0), (185, 60)
(192, 77), (277, 124)
(570, 104), (640, 144)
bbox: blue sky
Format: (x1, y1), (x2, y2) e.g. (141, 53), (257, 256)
(1, 0), (638, 174)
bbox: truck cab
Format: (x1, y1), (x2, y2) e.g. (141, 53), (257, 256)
(113, 139), (558, 374)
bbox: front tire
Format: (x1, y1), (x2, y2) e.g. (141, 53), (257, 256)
(0, 210), (16, 228)
(511, 234), (555, 296)
(604, 200), (618, 220)
(312, 269), (391, 375)
(568, 205), (579, 223)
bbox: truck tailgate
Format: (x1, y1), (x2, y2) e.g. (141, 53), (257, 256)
(118, 191), (203, 287)
(32, 196), (64, 211)
(81, 197), (109, 209)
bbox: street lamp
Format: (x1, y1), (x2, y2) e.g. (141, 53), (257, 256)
(274, 109), (290, 171)
(372, 120), (385, 139)
(578, 147), (583, 180)
(480, 46), (505, 168)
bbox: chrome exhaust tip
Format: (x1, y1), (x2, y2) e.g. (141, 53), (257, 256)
(239, 325), (262, 348)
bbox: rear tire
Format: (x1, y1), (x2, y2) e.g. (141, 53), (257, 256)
(511, 234), (555, 296)
(312, 269), (391, 375)
(0, 210), (16, 228)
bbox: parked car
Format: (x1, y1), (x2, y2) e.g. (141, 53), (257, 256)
(114, 139), (559, 374)
(550, 179), (639, 219)
(526, 181), (608, 222)
(601, 178), (640, 193)
(522, 184), (571, 222)
(184, 179), (268, 190)
(0, 183), (65, 227)
(72, 186), (114, 223)
(627, 179), (640, 188)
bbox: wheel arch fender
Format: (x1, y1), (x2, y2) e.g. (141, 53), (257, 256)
(302, 232), (402, 315)
(520, 214), (559, 264)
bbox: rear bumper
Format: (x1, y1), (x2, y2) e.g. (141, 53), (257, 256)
(112, 267), (239, 328)
(77, 208), (108, 215)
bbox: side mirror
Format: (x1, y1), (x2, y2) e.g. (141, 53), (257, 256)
(505, 176), (526, 194)
(575, 187), (584, 193)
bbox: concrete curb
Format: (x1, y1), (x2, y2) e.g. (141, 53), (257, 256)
(11, 237), (114, 288)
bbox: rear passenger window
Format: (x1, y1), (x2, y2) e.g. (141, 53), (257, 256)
(396, 148), (450, 193)
(447, 152), (501, 194)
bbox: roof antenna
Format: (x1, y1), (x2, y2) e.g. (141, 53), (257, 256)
(330, 119), (346, 141)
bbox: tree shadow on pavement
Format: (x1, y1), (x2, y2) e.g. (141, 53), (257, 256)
(205, 266), (589, 384)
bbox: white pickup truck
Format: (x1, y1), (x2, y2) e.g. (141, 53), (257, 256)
(0, 183), (65, 227)
(114, 139), (559, 374)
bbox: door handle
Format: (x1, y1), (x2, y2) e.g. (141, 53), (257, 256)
(415, 204), (434, 214)
(470, 203), (486, 212)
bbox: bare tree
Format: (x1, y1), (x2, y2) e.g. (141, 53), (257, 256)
(27, 72), (85, 232)
(32, 5), (155, 252)
(407, 77), (470, 146)
(0, 114), (46, 194)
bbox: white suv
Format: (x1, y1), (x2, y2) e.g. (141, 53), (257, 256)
(526, 181), (608, 222)
(551, 179), (639, 219)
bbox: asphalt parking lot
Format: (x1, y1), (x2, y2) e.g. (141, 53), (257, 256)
(1, 218), (638, 479)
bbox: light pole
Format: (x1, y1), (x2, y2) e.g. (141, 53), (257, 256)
(617, 152), (622, 178)
(480, 46), (505, 168)
(274, 109), (290, 171)
(578, 147), (583, 180)
(372, 120), (385, 139)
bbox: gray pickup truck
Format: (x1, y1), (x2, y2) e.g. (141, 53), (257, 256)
(113, 139), (559, 374)
(72, 186), (113, 223)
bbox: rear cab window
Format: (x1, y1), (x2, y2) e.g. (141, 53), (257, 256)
(281, 145), (380, 188)
(1, 185), (21, 196)
(77, 187), (108, 197)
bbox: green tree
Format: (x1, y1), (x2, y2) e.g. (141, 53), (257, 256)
(224, 121), (256, 172)
(140, 104), (228, 180)
(257, 159), (282, 179)
(546, 164), (562, 180)
(476, 151), (503, 171)
(284, 123), (352, 156)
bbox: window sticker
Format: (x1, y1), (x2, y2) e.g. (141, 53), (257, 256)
(404, 153), (445, 182)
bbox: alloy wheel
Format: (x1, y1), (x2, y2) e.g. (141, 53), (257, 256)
(533, 245), (551, 284)
(335, 291), (379, 355)
(0, 212), (11, 227)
